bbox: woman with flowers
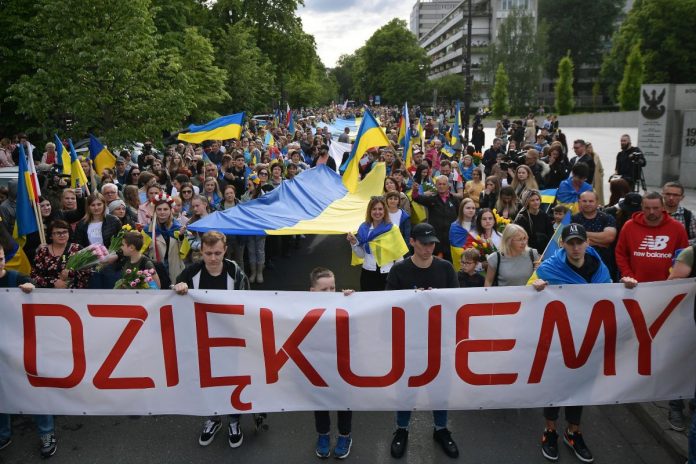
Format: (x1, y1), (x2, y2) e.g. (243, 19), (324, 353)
(146, 193), (185, 287)
(448, 198), (477, 271)
(32, 220), (90, 289)
(472, 208), (503, 251)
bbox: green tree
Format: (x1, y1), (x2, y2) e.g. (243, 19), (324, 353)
(7, 0), (226, 144)
(538, 0), (623, 77)
(491, 64), (510, 118)
(555, 54), (575, 115)
(331, 53), (359, 100)
(601, 0), (696, 103)
(618, 43), (644, 111)
(432, 74), (466, 104)
(482, 8), (548, 112)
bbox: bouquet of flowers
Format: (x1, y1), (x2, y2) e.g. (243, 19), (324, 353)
(114, 268), (158, 290)
(492, 209), (512, 233)
(65, 244), (110, 271)
(472, 151), (483, 166)
(421, 181), (437, 194)
(470, 234), (497, 262)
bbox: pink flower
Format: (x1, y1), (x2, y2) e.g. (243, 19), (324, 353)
(126, 269), (132, 274)
(134, 278), (140, 284)
(129, 281), (137, 287)
(145, 277), (153, 283)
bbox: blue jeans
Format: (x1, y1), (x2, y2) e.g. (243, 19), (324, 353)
(0, 414), (54, 439)
(396, 410), (448, 429)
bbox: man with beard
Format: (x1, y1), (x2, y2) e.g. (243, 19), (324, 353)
(614, 134), (644, 189)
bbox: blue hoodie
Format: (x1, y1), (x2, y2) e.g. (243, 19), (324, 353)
(537, 246), (611, 284)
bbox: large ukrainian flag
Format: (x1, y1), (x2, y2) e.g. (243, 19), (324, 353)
(88, 134), (116, 175)
(187, 164), (386, 236)
(398, 103), (413, 169)
(178, 112), (245, 144)
(340, 108), (390, 193)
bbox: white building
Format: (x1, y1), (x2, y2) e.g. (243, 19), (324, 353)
(410, 0), (460, 40)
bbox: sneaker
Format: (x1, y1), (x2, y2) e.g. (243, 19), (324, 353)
(563, 429), (594, 463)
(334, 434), (352, 459)
(254, 413), (269, 432)
(0, 437), (12, 451)
(433, 428), (459, 458)
(39, 433), (56, 458)
(541, 429), (559, 461)
(668, 408), (686, 432)
(228, 421), (243, 448)
(390, 428), (409, 458)
(198, 419), (222, 446)
(315, 433), (330, 458)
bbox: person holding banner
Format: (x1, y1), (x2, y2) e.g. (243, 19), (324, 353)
(309, 267), (355, 459)
(532, 223), (637, 463)
(385, 222), (460, 459)
(0, 246), (57, 458)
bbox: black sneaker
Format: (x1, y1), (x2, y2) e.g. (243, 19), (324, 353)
(254, 413), (268, 432)
(390, 428), (409, 458)
(228, 421), (243, 448)
(541, 429), (559, 461)
(433, 428), (459, 458)
(563, 430), (594, 463)
(668, 408), (686, 432)
(39, 433), (56, 458)
(198, 419), (221, 446)
(0, 437), (11, 451)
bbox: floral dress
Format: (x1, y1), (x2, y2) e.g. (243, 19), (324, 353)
(31, 243), (90, 288)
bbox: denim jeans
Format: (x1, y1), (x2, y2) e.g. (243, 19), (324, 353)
(245, 236), (265, 265)
(0, 414), (54, 439)
(396, 410), (447, 429)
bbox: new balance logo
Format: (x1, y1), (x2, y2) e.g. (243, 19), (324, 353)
(637, 235), (669, 251)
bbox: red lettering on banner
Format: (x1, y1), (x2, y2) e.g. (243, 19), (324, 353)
(88, 305), (155, 389)
(23, 304), (86, 388)
(195, 303), (252, 410)
(528, 300), (616, 383)
(159, 305), (179, 387)
(336, 307), (405, 387)
(455, 302), (520, 385)
(260, 308), (327, 386)
(408, 305), (442, 387)
(623, 294), (686, 375)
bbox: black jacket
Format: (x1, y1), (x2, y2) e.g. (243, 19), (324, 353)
(74, 214), (122, 248)
(514, 209), (554, 254)
(176, 259), (249, 290)
(413, 192), (460, 252)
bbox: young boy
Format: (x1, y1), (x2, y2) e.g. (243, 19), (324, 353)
(120, 231), (160, 289)
(309, 267), (354, 459)
(552, 204), (569, 230)
(458, 248), (485, 287)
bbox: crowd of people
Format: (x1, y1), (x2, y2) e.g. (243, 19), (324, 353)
(0, 105), (695, 463)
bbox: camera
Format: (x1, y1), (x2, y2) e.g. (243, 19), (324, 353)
(628, 150), (646, 167)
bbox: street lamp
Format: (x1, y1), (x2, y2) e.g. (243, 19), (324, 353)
(462, 0), (473, 145)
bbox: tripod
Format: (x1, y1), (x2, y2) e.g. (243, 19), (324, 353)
(632, 164), (647, 193)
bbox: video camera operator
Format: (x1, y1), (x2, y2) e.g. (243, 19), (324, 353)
(614, 134), (645, 191)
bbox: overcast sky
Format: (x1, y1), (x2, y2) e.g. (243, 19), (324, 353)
(298, 0), (412, 68)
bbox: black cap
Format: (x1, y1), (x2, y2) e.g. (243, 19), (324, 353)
(411, 223), (440, 244)
(561, 223), (587, 243)
(619, 193), (642, 212)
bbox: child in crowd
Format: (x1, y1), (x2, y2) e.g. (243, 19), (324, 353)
(120, 231), (160, 289)
(458, 247), (485, 288)
(552, 204), (569, 230)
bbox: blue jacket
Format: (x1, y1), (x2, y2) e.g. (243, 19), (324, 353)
(537, 246), (611, 284)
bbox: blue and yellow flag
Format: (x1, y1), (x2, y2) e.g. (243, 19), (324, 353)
(398, 103), (413, 169)
(351, 222), (409, 267)
(441, 144), (456, 158)
(451, 101), (461, 147)
(68, 139), (89, 189)
(88, 134), (116, 176)
(178, 112), (244, 144)
(54, 134), (72, 175)
(264, 130), (275, 148)
(340, 107), (390, 193)
(287, 112), (296, 135)
(16, 144), (39, 237)
(527, 211), (571, 284)
(449, 222), (474, 271)
(539, 188), (558, 205)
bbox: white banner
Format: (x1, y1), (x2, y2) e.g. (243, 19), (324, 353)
(329, 140), (352, 171)
(0, 280), (695, 416)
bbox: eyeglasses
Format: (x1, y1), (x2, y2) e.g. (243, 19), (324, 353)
(259, 172), (269, 176)
(181, 190), (193, 194)
(52, 230), (69, 236)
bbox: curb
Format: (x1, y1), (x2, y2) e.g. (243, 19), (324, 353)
(629, 401), (690, 462)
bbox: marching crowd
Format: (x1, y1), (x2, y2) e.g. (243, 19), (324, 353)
(0, 105), (695, 463)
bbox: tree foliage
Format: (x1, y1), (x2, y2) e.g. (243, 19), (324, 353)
(538, 0), (623, 77)
(432, 74), (466, 105)
(332, 19), (430, 104)
(618, 43), (644, 111)
(482, 8), (548, 113)
(601, 0), (696, 103)
(555, 54), (575, 115)
(491, 64), (510, 118)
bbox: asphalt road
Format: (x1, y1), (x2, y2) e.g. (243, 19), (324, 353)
(0, 235), (682, 463)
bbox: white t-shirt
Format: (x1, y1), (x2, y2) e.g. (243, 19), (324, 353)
(87, 222), (104, 245)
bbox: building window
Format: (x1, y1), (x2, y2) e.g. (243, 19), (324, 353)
(502, 0), (529, 9)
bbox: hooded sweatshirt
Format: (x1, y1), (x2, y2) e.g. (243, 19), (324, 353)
(537, 246), (611, 284)
(615, 211), (689, 282)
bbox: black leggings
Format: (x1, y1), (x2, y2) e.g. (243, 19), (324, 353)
(314, 411), (352, 435)
(543, 406), (583, 426)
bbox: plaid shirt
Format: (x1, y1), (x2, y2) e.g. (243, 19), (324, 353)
(670, 206), (696, 246)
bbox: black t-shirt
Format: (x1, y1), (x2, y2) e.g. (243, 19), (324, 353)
(386, 257), (459, 290)
(0, 270), (32, 288)
(198, 267), (229, 290)
(458, 271), (485, 288)
(566, 253), (600, 283)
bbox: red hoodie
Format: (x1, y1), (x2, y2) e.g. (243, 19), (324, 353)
(615, 211), (689, 282)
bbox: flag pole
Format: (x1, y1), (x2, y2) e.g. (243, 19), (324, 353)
(31, 198), (46, 245)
